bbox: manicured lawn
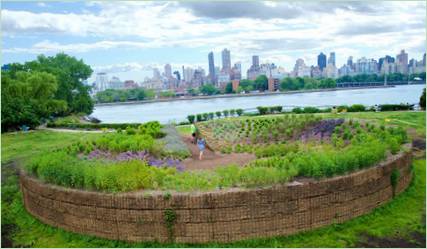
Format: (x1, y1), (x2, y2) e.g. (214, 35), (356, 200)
(1, 111), (425, 247)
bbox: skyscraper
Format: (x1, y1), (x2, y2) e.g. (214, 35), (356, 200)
(95, 72), (109, 92)
(347, 56), (353, 67)
(221, 48), (231, 72)
(164, 64), (172, 78)
(208, 52), (216, 84)
(396, 49), (408, 74)
(328, 52), (336, 66)
(317, 52), (327, 71)
(252, 55), (260, 68)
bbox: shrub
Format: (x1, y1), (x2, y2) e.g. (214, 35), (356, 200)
(292, 107), (303, 114)
(379, 104), (414, 111)
(303, 107), (320, 113)
(257, 106), (268, 115)
(348, 104), (366, 112)
(215, 111), (222, 118)
(196, 114), (203, 122)
(187, 115), (195, 123)
(236, 109), (244, 116)
(223, 110), (229, 117)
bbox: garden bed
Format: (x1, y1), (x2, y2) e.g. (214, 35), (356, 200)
(24, 116), (409, 193)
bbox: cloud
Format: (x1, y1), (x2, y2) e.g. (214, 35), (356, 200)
(93, 62), (155, 73)
(2, 1), (426, 71)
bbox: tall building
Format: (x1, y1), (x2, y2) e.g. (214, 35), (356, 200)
(231, 62), (242, 80)
(328, 52), (336, 66)
(247, 55), (261, 80)
(293, 58), (310, 77)
(355, 57), (378, 74)
(252, 55), (260, 68)
(221, 48), (231, 72)
(109, 76), (124, 89)
(378, 55), (395, 72)
(208, 52), (216, 84)
(347, 56), (353, 69)
(95, 72), (109, 92)
(183, 67), (194, 83)
(423, 53), (426, 66)
(396, 49), (408, 74)
(164, 64), (172, 78)
(153, 68), (161, 80)
(317, 52), (327, 71)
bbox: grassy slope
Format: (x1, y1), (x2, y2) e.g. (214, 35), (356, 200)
(1, 111), (425, 247)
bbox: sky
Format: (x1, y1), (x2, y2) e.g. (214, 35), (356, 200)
(2, 1), (426, 82)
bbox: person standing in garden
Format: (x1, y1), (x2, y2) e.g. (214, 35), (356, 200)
(197, 136), (206, 160)
(190, 122), (197, 144)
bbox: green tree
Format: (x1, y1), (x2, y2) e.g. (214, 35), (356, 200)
(225, 82), (234, 94)
(199, 84), (219, 95)
(21, 53), (93, 114)
(420, 88), (426, 110)
(254, 75), (268, 91)
(1, 71), (67, 130)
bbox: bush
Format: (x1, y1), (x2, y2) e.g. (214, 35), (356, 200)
(257, 106), (268, 115)
(236, 109), (244, 116)
(379, 104), (414, 111)
(187, 115), (195, 123)
(303, 107), (320, 113)
(420, 88), (426, 110)
(348, 104), (366, 112)
(292, 107), (303, 114)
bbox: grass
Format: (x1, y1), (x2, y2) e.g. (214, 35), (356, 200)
(1, 131), (99, 163)
(1, 111), (426, 247)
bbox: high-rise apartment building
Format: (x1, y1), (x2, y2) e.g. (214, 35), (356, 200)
(317, 52), (327, 71)
(252, 55), (260, 68)
(396, 50), (408, 74)
(95, 72), (109, 92)
(221, 48), (231, 72)
(164, 64), (172, 78)
(208, 52), (216, 84)
(328, 52), (336, 66)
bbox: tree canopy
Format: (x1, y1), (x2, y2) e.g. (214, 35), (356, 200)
(1, 53), (93, 131)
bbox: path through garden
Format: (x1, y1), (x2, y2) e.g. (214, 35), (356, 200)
(180, 135), (256, 171)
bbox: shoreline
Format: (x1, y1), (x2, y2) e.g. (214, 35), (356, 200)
(94, 85), (396, 107)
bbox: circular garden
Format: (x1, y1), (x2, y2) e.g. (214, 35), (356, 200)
(21, 114), (413, 243)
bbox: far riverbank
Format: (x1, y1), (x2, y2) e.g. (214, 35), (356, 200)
(94, 85), (396, 107)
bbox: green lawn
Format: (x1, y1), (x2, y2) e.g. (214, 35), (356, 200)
(1, 111), (425, 247)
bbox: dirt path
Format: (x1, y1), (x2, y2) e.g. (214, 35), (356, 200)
(180, 136), (256, 171)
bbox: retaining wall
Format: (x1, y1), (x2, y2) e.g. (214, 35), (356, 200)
(20, 149), (413, 244)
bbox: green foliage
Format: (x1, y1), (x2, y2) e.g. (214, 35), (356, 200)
(257, 106), (268, 115)
(1, 71), (67, 131)
(187, 115), (195, 123)
(379, 104), (414, 111)
(95, 88), (154, 103)
(280, 77), (336, 91)
(8, 53), (93, 114)
(164, 209), (177, 242)
(199, 84), (219, 95)
(420, 88), (426, 110)
(236, 109), (244, 116)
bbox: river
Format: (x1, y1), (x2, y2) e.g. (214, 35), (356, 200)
(92, 84), (425, 124)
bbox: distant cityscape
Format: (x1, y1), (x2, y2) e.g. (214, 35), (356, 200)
(92, 49), (426, 95)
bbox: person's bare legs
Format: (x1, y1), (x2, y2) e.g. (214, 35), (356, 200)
(199, 150), (203, 160)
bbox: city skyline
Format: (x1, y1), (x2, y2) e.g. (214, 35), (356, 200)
(2, 1), (426, 82)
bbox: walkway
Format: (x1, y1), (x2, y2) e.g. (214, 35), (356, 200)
(180, 135), (256, 171)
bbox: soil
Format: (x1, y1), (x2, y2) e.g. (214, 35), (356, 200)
(180, 136), (256, 171)
(357, 232), (426, 248)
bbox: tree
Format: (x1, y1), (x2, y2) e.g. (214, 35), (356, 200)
(236, 109), (243, 116)
(254, 75), (268, 91)
(199, 84), (219, 95)
(187, 115), (195, 123)
(420, 88), (426, 110)
(215, 111), (222, 118)
(1, 71), (67, 130)
(225, 82), (234, 94)
(21, 53), (94, 114)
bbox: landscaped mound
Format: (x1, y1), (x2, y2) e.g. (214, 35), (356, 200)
(25, 115), (409, 192)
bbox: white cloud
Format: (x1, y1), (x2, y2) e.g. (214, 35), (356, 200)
(2, 1), (426, 70)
